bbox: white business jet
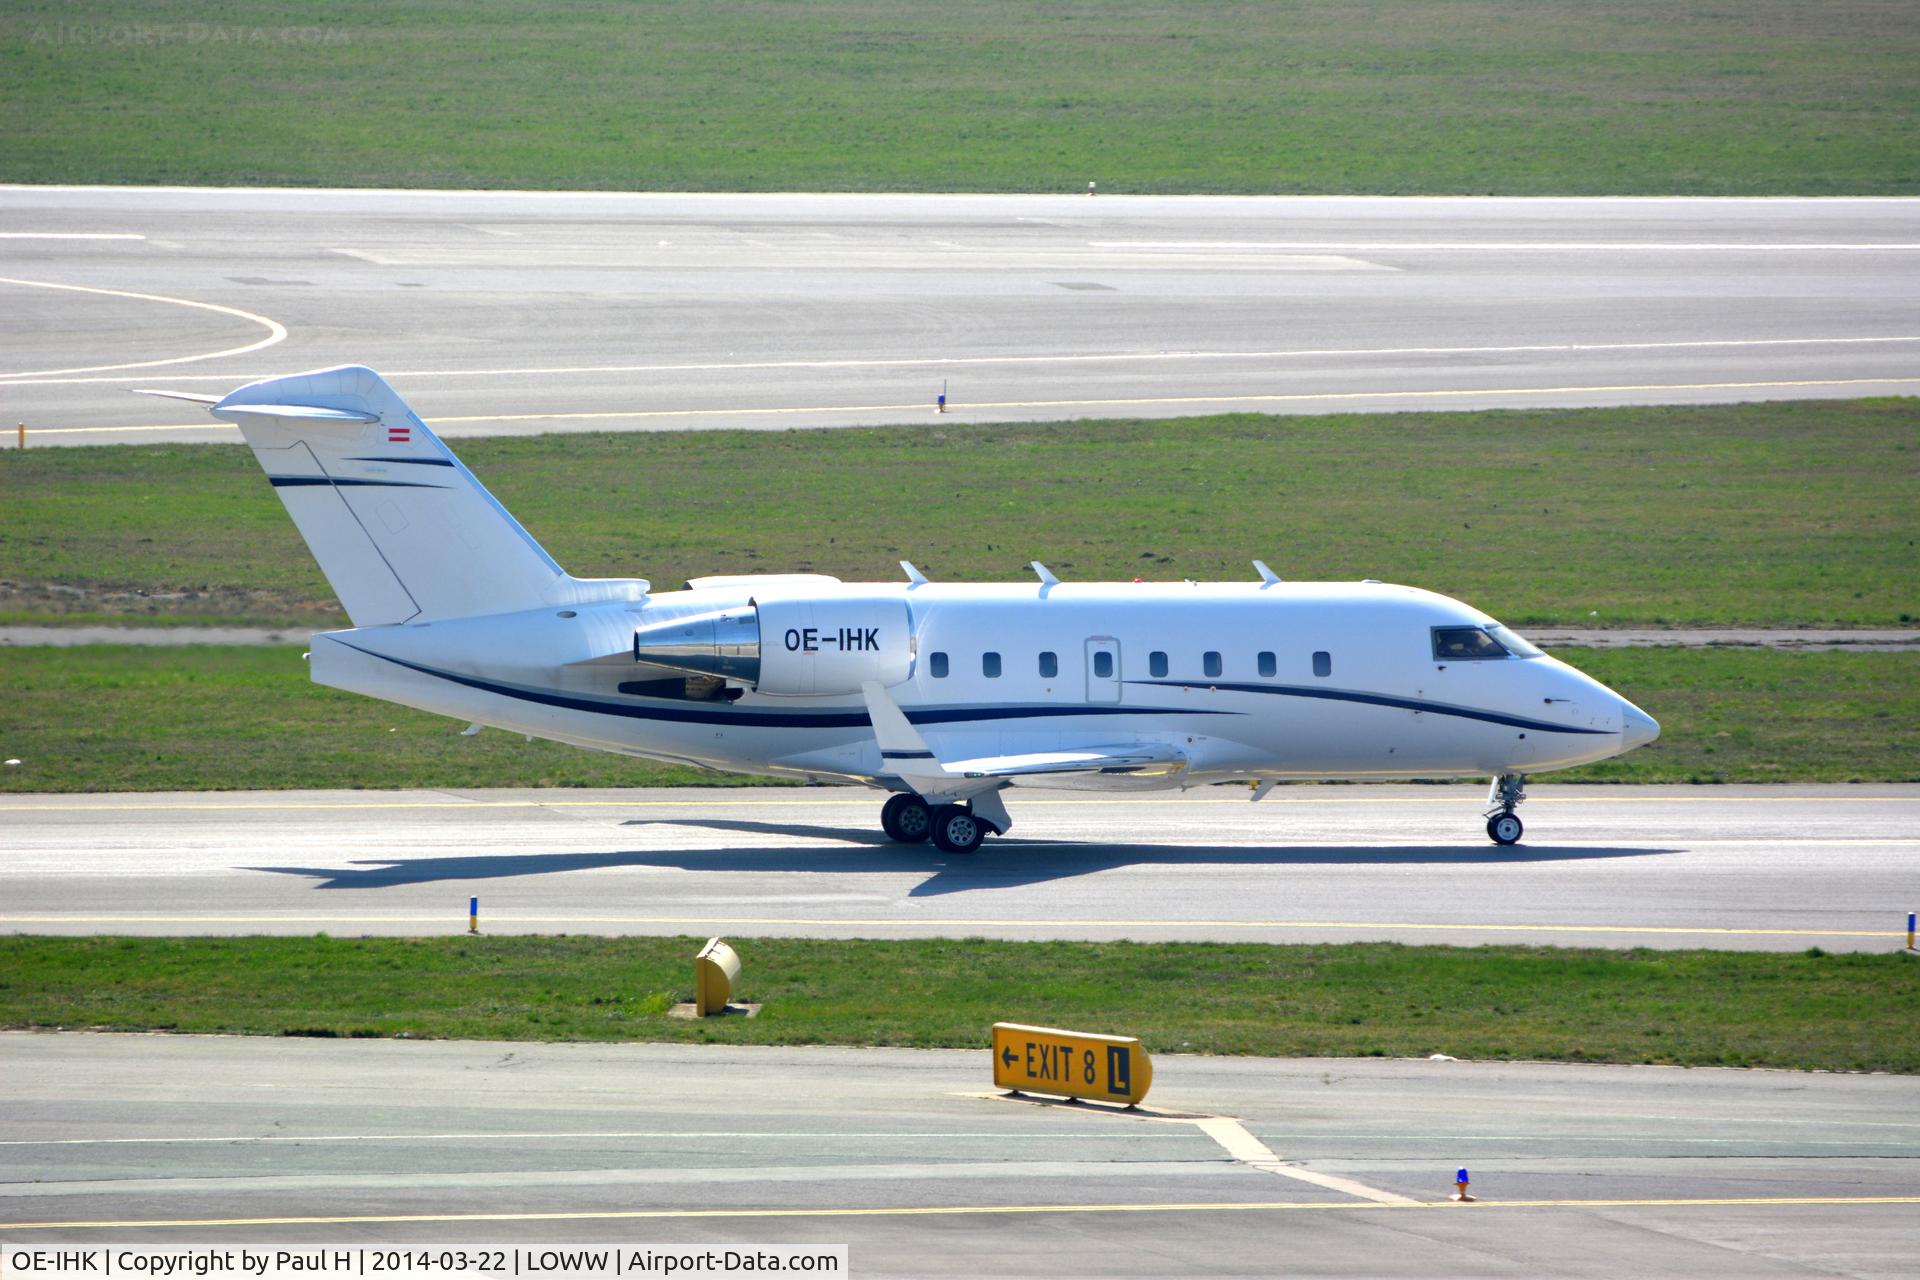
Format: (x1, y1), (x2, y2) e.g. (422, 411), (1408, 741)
(145, 366), (1658, 852)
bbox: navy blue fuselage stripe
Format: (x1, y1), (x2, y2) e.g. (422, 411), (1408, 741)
(881, 749), (937, 759)
(1127, 679), (1612, 735)
(334, 643), (1229, 729)
(269, 476), (450, 489)
(343, 456), (457, 467)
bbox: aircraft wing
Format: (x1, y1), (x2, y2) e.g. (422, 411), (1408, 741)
(859, 681), (1187, 814)
(937, 744), (1187, 779)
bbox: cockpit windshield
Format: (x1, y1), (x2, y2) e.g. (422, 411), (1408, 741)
(1431, 624), (1545, 660)
(1432, 626), (1508, 660)
(1488, 624), (1543, 658)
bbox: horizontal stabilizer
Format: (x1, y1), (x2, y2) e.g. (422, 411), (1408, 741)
(176, 364), (573, 627)
(212, 403), (379, 424)
(133, 389), (222, 404)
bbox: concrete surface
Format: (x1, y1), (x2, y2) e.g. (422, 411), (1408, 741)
(1, 785), (1912, 950)
(3, 189), (1917, 446)
(2, 1033), (1915, 1277)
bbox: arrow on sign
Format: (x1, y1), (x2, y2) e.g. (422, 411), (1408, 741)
(1001, 1046), (1018, 1069)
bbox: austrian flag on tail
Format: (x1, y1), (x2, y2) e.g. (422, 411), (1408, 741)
(387, 422), (411, 444)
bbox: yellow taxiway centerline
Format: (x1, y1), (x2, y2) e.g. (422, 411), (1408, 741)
(20, 374), (1920, 435)
(0, 914), (1897, 938)
(4, 1196), (1917, 1231)
(1, 794), (1911, 813)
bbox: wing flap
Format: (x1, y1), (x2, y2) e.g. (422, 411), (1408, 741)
(942, 744), (1188, 779)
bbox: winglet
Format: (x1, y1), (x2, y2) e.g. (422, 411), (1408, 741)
(1253, 559), (1281, 586)
(861, 680), (938, 764)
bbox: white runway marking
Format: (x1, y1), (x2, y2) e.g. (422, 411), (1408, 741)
(0, 278), (288, 379)
(0, 233), (145, 241)
(1094, 240), (1920, 252)
(1191, 1116), (1417, 1204)
(12, 333), (1916, 387)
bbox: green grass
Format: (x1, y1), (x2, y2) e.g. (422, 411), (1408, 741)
(5, 399), (1916, 630)
(0, 644), (738, 791)
(1, 936), (1912, 1073)
(3, 1), (1917, 194)
(1549, 647), (1920, 784)
(1, 644), (1913, 792)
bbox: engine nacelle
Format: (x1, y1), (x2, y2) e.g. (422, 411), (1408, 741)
(631, 594), (913, 696)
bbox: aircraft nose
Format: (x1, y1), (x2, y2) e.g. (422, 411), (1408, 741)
(1620, 698), (1660, 750)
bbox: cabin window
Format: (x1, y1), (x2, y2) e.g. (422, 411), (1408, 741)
(1038, 651), (1058, 678)
(929, 651), (949, 678)
(1203, 651), (1223, 678)
(982, 652), (1002, 678)
(1093, 651), (1114, 679)
(1312, 650), (1332, 678)
(1149, 651), (1168, 678)
(1258, 651), (1277, 677)
(1431, 626), (1509, 661)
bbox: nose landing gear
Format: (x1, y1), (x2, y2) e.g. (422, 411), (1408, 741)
(1484, 773), (1527, 845)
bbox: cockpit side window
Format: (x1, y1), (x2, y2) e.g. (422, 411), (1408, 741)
(1431, 626), (1510, 661)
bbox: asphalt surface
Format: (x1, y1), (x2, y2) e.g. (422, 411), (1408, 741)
(2, 785), (1912, 950)
(4, 1034), (1915, 1277)
(3, 188), (1918, 446)
(6, 626), (1917, 649)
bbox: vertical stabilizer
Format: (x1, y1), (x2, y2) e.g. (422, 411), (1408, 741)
(211, 365), (566, 626)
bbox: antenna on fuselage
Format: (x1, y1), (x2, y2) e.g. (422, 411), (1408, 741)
(1030, 561), (1060, 588)
(1253, 559), (1282, 587)
(900, 561), (929, 586)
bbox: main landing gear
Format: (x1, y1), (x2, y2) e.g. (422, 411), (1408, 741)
(1484, 772), (1527, 845)
(881, 793), (989, 853)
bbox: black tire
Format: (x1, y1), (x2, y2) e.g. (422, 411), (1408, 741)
(929, 804), (986, 853)
(881, 794), (932, 843)
(1487, 812), (1524, 846)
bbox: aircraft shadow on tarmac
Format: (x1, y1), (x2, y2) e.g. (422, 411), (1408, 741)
(248, 817), (1672, 897)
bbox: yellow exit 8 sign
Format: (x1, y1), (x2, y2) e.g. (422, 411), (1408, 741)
(991, 1022), (1154, 1106)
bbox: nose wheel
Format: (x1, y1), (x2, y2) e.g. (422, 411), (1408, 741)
(880, 793), (932, 843)
(1484, 772), (1528, 845)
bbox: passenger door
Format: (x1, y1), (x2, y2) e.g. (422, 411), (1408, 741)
(1085, 637), (1121, 704)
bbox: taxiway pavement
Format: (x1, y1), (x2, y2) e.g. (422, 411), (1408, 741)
(4, 189), (1917, 445)
(3, 1033), (1915, 1276)
(1, 785), (1911, 950)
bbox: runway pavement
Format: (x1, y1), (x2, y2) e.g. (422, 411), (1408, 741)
(3, 1033), (1915, 1276)
(3, 188), (1918, 446)
(1, 785), (1912, 950)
